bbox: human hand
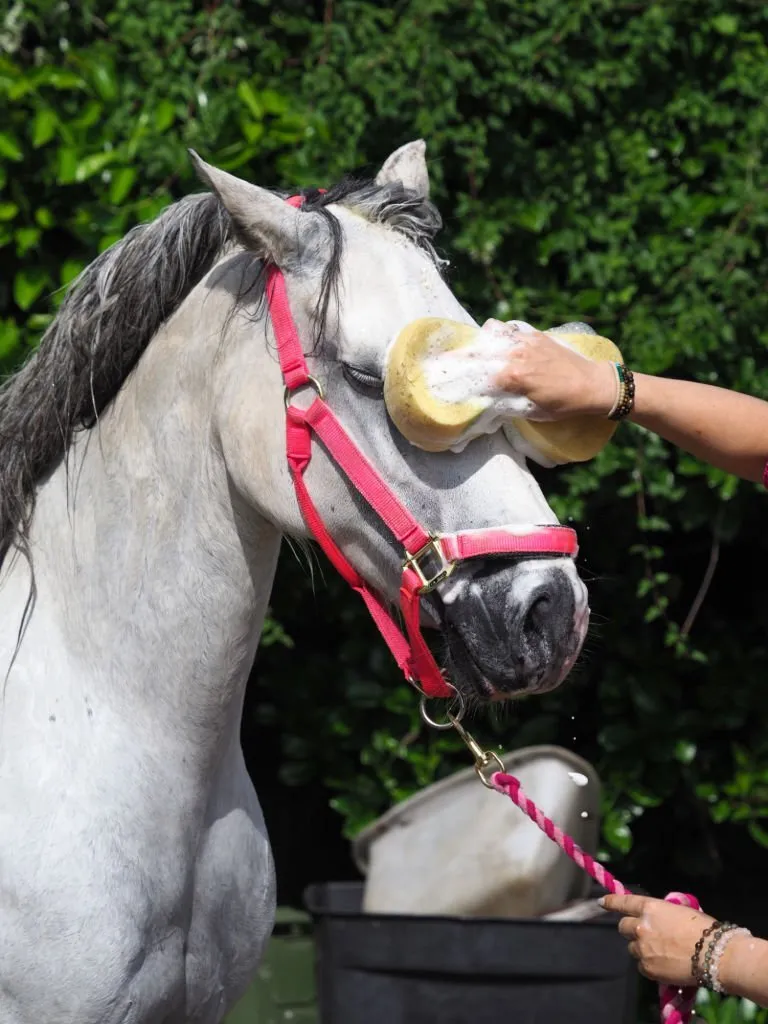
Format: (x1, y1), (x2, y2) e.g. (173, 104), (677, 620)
(487, 319), (617, 420)
(601, 893), (716, 986)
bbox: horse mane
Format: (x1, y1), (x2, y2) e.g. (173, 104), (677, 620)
(0, 174), (443, 570)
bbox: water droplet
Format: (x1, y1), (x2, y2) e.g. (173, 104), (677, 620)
(568, 771), (589, 787)
(581, 811), (589, 818)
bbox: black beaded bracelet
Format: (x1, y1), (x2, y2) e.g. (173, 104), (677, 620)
(691, 920), (721, 984)
(608, 362), (636, 421)
(699, 922), (741, 990)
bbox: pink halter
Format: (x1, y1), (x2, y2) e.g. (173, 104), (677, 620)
(267, 195), (579, 699)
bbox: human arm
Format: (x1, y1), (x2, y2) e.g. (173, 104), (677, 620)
(490, 319), (768, 483)
(601, 893), (768, 1006)
(623, 373), (768, 483)
(720, 932), (768, 1003)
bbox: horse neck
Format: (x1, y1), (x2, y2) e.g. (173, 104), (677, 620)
(7, 271), (281, 765)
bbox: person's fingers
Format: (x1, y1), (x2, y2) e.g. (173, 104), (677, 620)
(600, 894), (648, 917)
(618, 916), (640, 940)
(637, 961), (653, 980)
(627, 940), (641, 961)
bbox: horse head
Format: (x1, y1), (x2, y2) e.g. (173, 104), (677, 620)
(195, 141), (589, 701)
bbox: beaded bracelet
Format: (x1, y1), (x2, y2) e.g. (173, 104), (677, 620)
(707, 925), (751, 994)
(607, 362), (635, 421)
(691, 920), (721, 983)
(698, 923), (740, 988)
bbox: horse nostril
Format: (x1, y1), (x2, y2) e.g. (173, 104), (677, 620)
(523, 590), (552, 637)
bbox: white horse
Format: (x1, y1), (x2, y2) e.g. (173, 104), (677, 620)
(0, 141), (589, 1023)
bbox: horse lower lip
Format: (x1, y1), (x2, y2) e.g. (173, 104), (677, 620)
(443, 622), (501, 697)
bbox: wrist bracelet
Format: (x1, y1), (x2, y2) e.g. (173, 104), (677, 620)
(700, 925), (741, 987)
(608, 362), (635, 421)
(707, 926), (751, 994)
(692, 920), (721, 983)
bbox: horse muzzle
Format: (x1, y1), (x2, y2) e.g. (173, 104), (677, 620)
(438, 558), (589, 699)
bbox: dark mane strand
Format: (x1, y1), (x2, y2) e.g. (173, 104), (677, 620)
(0, 193), (235, 571)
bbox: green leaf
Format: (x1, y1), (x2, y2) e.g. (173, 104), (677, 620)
(31, 108), (57, 148)
(261, 614), (294, 648)
(75, 150), (117, 182)
(35, 68), (84, 91)
(0, 131), (23, 161)
(109, 167), (137, 205)
(259, 89), (289, 114)
(60, 260), (85, 286)
(89, 61), (119, 102)
(712, 14), (738, 35)
(747, 821), (768, 849)
(98, 232), (122, 252)
(56, 147), (78, 184)
(13, 269), (48, 311)
(153, 99), (176, 133)
(0, 202), (18, 221)
(603, 812), (633, 854)
(34, 207), (54, 228)
(740, 998), (761, 1021)
(15, 226), (41, 255)
(242, 121), (265, 144)
(674, 740), (697, 765)
(513, 202), (552, 233)
(0, 318), (21, 359)
(237, 81), (264, 120)
(25, 313), (54, 332)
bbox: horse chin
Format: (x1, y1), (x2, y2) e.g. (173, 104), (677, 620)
(440, 618), (571, 703)
(441, 621), (515, 702)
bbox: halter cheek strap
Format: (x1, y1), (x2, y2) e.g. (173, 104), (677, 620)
(266, 196), (578, 699)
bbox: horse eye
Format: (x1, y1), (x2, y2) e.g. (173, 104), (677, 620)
(341, 363), (384, 396)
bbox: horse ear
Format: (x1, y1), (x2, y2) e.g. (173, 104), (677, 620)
(375, 139), (430, 198)
(188, 150), (303, 265)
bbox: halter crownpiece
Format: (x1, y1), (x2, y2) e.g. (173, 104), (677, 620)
(384, 316), (624, 465)
(269, 196), (579, 701)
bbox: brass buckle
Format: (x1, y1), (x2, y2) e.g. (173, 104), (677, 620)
(403, 535), (456, 593)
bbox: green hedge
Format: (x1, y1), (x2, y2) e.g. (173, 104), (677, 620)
(4, 4), (768, 1014)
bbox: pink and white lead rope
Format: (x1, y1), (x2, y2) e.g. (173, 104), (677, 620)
(492, 772), (701, 1024)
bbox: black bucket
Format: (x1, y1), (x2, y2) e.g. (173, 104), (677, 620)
(304, 881), (638, 1024)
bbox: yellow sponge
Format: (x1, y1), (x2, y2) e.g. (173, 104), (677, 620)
(384, 317), (623, 464)
(508, 326), (623, 465)
(383, 317), (486, 452)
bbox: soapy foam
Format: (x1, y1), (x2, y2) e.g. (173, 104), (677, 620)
(422, 319), (533, 408)
(568, 772), (590, 787)
(419, 320), (559, 462)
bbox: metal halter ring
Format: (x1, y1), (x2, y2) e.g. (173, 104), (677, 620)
(283, 375), (325, 409)
(419, 690), (466, 730)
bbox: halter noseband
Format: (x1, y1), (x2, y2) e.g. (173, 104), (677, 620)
(266, 195), (578, 699)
